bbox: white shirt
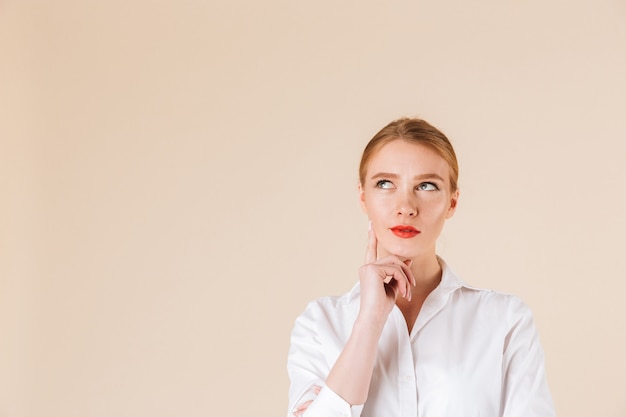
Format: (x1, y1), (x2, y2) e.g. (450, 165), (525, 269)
(287, 258), (556, 417)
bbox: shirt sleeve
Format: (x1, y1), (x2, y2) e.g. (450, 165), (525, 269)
(286, 301), (364, 417)
(501, 296), (557, 417)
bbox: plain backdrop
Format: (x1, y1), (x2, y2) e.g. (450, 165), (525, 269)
(1, 1), (626, 416)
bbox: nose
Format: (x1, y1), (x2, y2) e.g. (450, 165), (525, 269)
(396, 189), (418, 217)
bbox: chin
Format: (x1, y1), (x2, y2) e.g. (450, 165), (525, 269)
(381, 243), (420, 260)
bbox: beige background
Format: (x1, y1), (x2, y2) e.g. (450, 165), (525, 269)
(1, 1), (625, 416)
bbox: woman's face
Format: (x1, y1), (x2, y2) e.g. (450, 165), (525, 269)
(359, 139), (459, 260)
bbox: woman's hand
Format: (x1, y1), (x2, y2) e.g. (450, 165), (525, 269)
(358, 224), (416, 323)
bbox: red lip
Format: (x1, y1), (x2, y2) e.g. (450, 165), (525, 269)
(390, 225), (421, 238)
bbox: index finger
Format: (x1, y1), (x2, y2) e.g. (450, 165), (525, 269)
(365, 221), (378, 264)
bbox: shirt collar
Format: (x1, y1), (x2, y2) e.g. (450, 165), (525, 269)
(437, 256), (479, 292)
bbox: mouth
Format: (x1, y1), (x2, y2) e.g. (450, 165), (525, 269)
(389, 225), (421, 239)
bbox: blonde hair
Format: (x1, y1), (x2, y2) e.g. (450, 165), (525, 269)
(359, 118), (459, 192)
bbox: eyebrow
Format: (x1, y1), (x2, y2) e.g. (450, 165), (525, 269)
(370, 172), (445, 182)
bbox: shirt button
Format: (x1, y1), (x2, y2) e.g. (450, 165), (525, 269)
(402, 375), (413, 383)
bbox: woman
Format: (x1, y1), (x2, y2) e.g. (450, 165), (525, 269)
(287, 118), (556, 417)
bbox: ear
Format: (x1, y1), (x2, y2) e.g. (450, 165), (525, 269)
(445, 189), (460, 219)
(358, 183), (368, 214)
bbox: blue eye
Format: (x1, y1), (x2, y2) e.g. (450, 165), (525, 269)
(417, 182), (439, 191)
(376, 180), (394, 189)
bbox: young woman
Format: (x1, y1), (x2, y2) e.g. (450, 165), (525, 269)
(287, 118), (556, 417)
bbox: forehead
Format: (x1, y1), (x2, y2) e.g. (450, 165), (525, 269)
(366, 140), (451, 177)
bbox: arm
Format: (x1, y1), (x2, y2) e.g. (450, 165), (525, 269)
(287, 316), (386, 417)
(500, 297), (557, 417)
(287, 226), (415, 417)
(286, 301), (367, 417)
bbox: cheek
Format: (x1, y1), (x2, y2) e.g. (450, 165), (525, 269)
(364, 203), (389, 234)
(416, 198), (454, 224)
(363, 194), (386, 215)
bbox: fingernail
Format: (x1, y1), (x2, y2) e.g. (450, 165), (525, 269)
(368, 220), (372, 231)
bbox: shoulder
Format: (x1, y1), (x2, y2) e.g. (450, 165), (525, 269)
(455, 289), (538, 343)
(291, 285), (361, 336)
(297, 285), (360, 321)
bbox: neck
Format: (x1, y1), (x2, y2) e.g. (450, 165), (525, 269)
(407, 255), (442, 295)
(394, 254), (442, 333)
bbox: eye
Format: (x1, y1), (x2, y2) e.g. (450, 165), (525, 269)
(375, 179), (394, 189)
(417, 182), (439, 191)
